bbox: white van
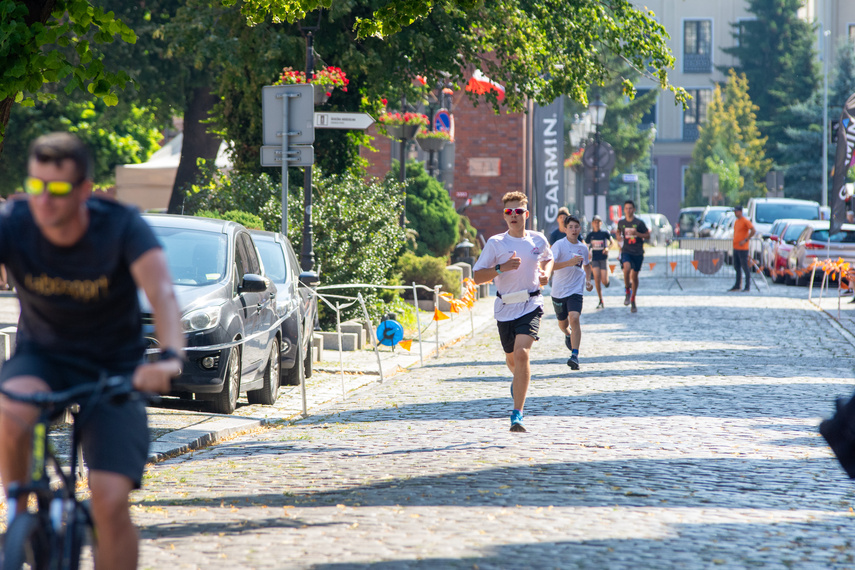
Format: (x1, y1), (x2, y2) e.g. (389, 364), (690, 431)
(746, 197), (821, 238)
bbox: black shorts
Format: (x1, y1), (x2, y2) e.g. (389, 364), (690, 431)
(589, 259), (608, 271)
(552, 294), (583, 321)
(0, 349), (149, 489)
(497, 308), (543, 354)
(621, 252), (644, 272)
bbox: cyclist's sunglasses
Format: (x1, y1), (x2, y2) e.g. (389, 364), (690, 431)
(503, 207), (527, 216)
(23, 176), (81, 197)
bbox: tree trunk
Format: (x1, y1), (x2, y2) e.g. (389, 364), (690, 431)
(0, 97), (13, 157)
(167, 85), (222, 214)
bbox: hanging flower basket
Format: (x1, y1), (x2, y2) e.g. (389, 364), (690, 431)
(274, 65), (348, 106)
(378, 112), (428, 140)
(416, 130), (452, 152)
(314, 89), (330, 105)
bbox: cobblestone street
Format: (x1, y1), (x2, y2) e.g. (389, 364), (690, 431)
(132, 271), (855, 569)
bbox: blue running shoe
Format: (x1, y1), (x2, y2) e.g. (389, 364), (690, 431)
(568, 354), (579, 370)
(510, 410), (526, 432)
(564, 334), (573, 351)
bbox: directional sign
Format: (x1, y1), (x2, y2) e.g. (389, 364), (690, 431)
(260, 145), (314, 168)
(622, 173), (639, 183)
(262, 84), (315, 145)
(314, 112), (375, 130)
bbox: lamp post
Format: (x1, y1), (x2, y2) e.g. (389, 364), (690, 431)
(299, 14), (320, 279)
(588, 98), (607, 217)
(649, 123), (657, 212)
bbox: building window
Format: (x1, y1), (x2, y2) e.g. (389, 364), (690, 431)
(684, 20), (712, 73)
(683, 88), (713, 141)
(636, 89), (657, 129)
(681, 165), (690, 202)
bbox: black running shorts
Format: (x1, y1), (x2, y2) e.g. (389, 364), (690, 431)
(497, 307), (543, 354)
(552, 294), (584, 321)
(0, 348), (149, 489)
(620, 252), (644, 273)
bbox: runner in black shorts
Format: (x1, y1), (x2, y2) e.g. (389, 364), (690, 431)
(473, 191), (553, 433)
(0, 133), (185, 569)
(551, 216), (593, 369)
(617, 200), (650, 313)
(585, 214), (614, 309)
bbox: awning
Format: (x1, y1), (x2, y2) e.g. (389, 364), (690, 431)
(465, 70), (505, 101)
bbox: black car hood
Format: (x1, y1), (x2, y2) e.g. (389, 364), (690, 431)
(138, 282), (230, 314)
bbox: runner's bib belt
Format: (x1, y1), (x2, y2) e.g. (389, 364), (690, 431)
(496, 290), (541, 304)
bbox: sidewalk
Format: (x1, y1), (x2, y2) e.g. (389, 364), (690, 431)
(144, 294), (498, 462)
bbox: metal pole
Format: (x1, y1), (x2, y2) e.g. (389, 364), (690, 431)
(434, 285), (441, 358)
(300, 30), (316, 272)
(358, 293), (384, 382)
(593, 126), (599, 218)
(412, 282), (424, 366)
(336, 302), (345, 399)
(822, 26), (830, 209)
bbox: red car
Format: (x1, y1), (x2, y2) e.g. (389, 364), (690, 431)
(771, 221), (810, 283)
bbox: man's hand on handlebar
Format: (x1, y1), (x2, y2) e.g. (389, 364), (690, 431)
(133, 360), (180, 394)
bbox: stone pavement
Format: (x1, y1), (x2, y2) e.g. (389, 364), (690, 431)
(127, 252), (855, 569)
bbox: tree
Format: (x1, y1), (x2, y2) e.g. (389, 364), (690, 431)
(721, 0), (819, 166)
(684, 71), (771, 206)
(778, 40), (855, 201)
(395, 160), (460, 257)
(0, 0), (136, 153)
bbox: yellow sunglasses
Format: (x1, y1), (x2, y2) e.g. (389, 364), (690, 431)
(23, 176), (78, 197)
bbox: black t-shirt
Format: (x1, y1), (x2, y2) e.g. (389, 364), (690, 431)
(548, 227), (565, 245)
(0, 198), (161, 368)
(585, 230), (612, 261)
(617, 217), (648, 256)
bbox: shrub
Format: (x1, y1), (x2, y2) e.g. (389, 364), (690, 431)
(396, 251), (461, 299)
(391, 161), (460, 257)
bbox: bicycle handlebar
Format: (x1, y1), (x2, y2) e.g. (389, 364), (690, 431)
(0, 374), (157, 410)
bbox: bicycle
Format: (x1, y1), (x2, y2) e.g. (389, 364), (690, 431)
(0, 375), (151, 570)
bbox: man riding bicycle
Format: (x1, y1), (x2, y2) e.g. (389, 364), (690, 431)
(0, 133), (184, 569)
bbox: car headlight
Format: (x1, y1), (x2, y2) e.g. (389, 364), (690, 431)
(181, 303), (225, 332)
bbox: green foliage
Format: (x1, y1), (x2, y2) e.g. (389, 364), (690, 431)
(684, 71), (772, 207)
(0, 98), (162, 195)
(231, 0), (688, 111)
(396, 251), (461, 298)
(722, 0), (819, 166)
(393, 160), (459, 257)
(0, 0), (136, 145)
(194, 209), (265, 230)
(458, 215), (481, 257)
(186, 167), (406, 327)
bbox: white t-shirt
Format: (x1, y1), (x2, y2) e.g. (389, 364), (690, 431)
(551, 238), (590, 298)
(473, 231), (553, 321)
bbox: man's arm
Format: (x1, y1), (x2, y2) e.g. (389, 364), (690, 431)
(130, 248), (185, 393)
(637, 223), (651, 239)
(538, 257), (554, 287)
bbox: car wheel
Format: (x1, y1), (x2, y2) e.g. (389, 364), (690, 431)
(211, 344), (241, 414)
(282, 328), (305, 387)
(248, 337), (280, 405)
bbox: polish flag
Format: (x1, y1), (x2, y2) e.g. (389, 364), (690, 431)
(465, 70), (505, 101)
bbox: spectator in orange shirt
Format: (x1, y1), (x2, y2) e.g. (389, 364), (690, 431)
(729, 205), (755, 292)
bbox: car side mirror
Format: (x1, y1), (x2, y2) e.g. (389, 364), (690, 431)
(240, 273), (267, 293)
(299, 270), (320, 288)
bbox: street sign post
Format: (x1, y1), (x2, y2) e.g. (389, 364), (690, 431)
(622, 173), (638, 183)
(261, 84), (315, 235)
(314, 112), (374, 130)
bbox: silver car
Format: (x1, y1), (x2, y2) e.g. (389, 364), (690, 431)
(636, 213), (673, 246)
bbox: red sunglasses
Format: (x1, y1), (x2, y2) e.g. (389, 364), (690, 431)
(503, 208), (527, 216)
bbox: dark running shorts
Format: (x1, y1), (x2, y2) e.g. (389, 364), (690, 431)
(497, 307), (543, 354)
(589, 259), (608, 271)
(621, 252), (644, 272)
(552, 294), (584, 321)
(0, 349), (149, 489)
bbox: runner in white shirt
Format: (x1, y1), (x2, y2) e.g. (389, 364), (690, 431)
(473, 192), (553, 433)
(550, 215), (593, 370)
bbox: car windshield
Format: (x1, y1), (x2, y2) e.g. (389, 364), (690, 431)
(782, 224), (806, 242)
(755, 203), (819, 224)
(704, 210), (727, 225)
(809, 229), (855, 243)
(151, 227), (228, 286)
(254, 240), (289, 283)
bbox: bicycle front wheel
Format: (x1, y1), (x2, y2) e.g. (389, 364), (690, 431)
(2, 512), (51, 570)
(64, 502), (93, 570)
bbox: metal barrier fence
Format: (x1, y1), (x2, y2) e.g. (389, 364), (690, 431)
(665, 238), (769, 291)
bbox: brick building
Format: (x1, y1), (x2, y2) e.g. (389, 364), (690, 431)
(361, 93), (527, 242)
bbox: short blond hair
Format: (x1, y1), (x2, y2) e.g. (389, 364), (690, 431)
(502, 191), (527, 206)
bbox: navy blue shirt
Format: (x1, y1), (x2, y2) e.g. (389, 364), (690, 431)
(0, 197), (161, 368)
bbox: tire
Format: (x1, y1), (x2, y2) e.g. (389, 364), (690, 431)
(282, 328), (304, 387)
(211, 344), (241, 414)
(3, 512), (50, 570)
(66, 503), (92, 570)
(248, 337), (280, 405)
